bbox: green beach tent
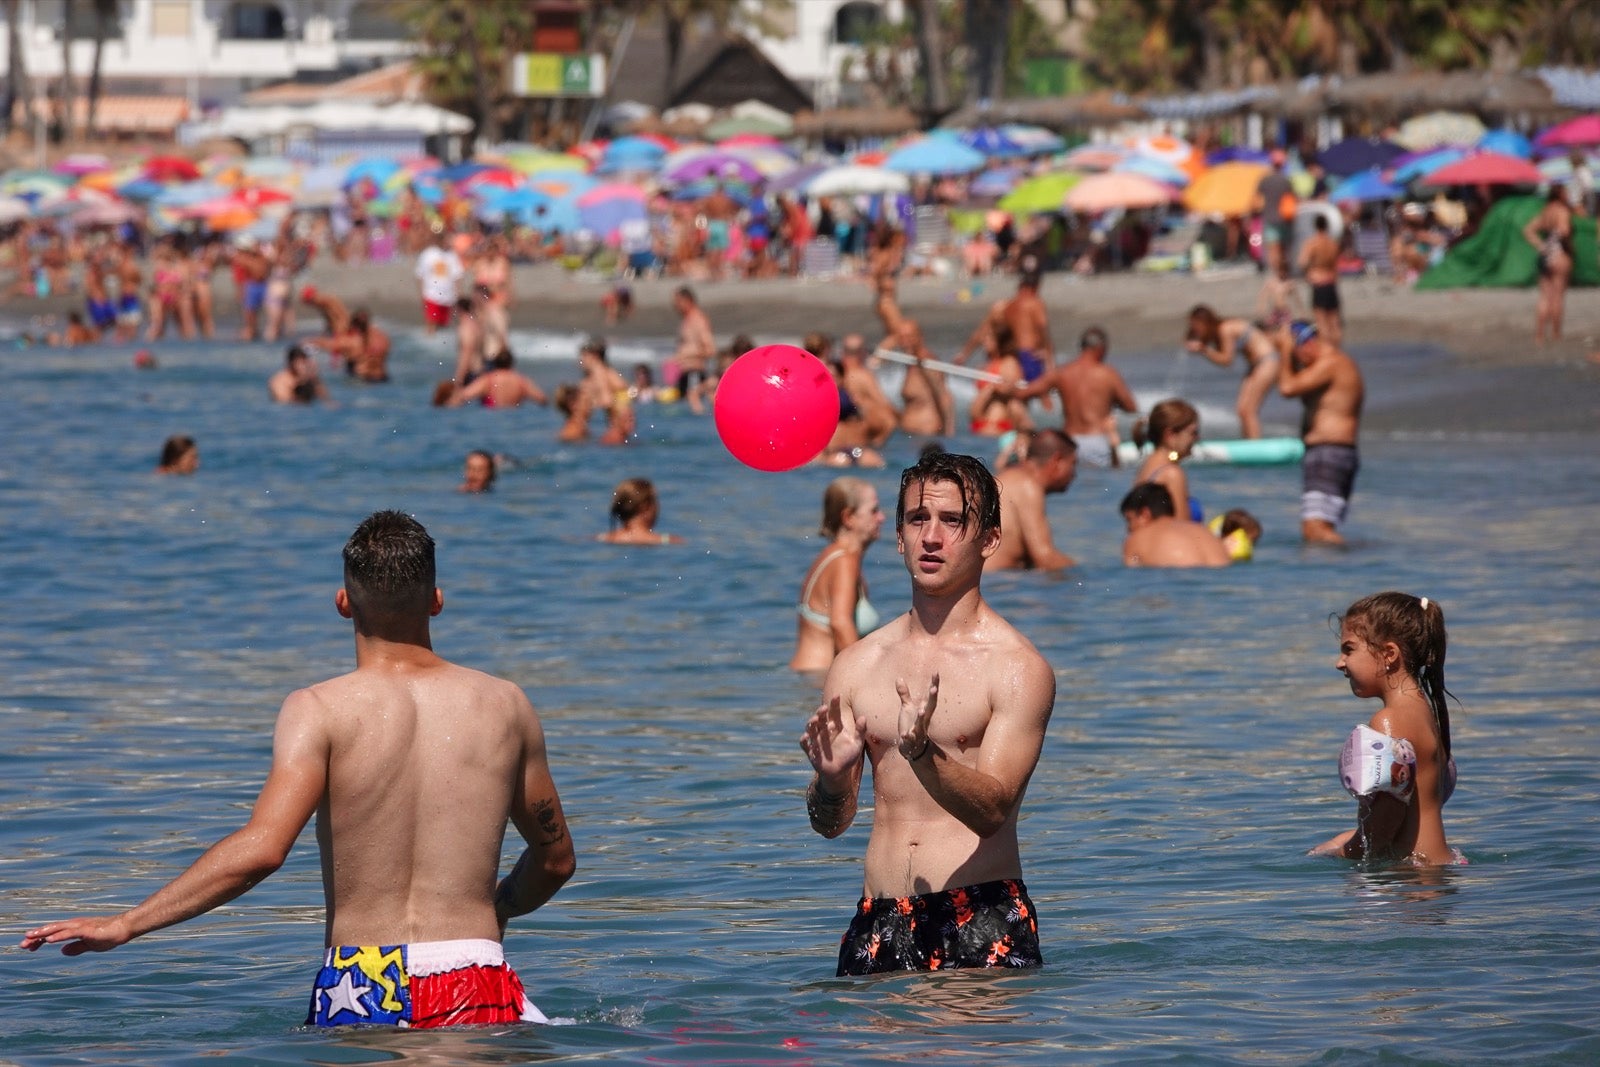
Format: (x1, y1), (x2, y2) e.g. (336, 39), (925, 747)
(1417, 195), (1597, 290)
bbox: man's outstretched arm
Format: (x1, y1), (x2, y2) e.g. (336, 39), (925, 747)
(21, 690), (328, 955)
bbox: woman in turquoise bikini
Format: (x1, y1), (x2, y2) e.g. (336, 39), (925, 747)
(791, 477), (885, 674)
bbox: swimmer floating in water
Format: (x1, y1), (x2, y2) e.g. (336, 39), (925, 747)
(460, 450), (496, 493)
(596, 478), (682, 545)
(156, 435), (198, 475)
(1310, 592), (1463, 867)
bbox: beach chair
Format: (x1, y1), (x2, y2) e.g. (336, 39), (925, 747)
(1351, 222), (1392, 278)
(801, 236), (840, 278)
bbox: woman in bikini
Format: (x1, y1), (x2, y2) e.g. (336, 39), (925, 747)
(472, 235), (513, 353)
(1184, 303), (1279, 440)
(1130, 398), (1202, 523)
(790, 477), (884, 673)
(1522, 185), (1575, 345)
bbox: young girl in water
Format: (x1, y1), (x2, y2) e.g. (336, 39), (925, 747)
(1311, 592), (1462, 866)
(1131, 398), (1202, 523)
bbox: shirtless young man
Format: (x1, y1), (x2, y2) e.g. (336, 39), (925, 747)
(671, 287), (716, 413)
(450, 349), (549, 409)
(1000, 326), (1138, 468)
(1119, 483), (1231, 568)
(22, 512), (576, 1029)
(1298, 215), (1342, 345)
(800, 451), (1054, 976)
(1277, 320), (1364, 546)
(987, 429), (1077, 572)
(958, 272), (1054, 384)
(268, 345), (330, 404)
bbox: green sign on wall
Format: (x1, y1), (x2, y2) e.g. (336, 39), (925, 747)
(510, 53), (607, 98)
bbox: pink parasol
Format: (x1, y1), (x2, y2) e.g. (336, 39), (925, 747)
(1063, 172), (1177, 213)
(1421, 151), (1543, 187)
(1534, 114), (1600, 150)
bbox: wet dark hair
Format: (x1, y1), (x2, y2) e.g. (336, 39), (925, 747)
(158, 434), (195, 469)
(1339, 592), (1454, 759)
(610, 478), (658, 525)
(1132, 398), (1198, 451)
(1120, 482), (1174, 518)
(342, 510), (436, 623)
(581, 336), (608, 361)
(895, 451), (1000, 536)
(1185, 304), (1221, 346)
(1218, 508), (1262, 542)
(489, 349), (513, 370)
(286, 344), (309, 367)
(466, 449), (497, 486)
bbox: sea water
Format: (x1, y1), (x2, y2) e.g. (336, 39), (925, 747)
(1, 326), (1598, 1065)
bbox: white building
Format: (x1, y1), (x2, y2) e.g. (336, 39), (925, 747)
(741, 0), (904, 110)
(0, 0), (414, 126)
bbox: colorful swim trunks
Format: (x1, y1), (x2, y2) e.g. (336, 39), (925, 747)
(306, 938), (547, 1028)
(837, 878), (1043, 976)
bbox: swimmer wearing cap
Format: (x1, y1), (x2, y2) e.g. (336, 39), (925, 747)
(1277, 320), (1364, 546)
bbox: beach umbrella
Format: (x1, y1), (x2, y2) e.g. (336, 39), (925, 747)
(527, 171), (597, 199)
(997, 171), (1082, 215)
(1534, 113), (1600, 150)
(885, 136), (986, 176)
(1328, 166), (1404, 203)
(1131, 132), (1200, 172)
(668, 177), (757, 204)
(575, 182), (648, 237)
(805, 164), (910, 197)
(660, 150), (765, 186)
(704, 113), (793, 140)
(428, 161), (495, 184)
(0, 170), (72, 199)
(488, 149), (587, 174)
(1181, 161), (1269, 217)
(72, 200), (143, 226)
(1316, 137), (1405, 177)
(767, 161), (829, 196)
(1064, 172), (1177, 213)
(1114, 154), (1191, 187)
(716, 132), (786, 151)
(230, 185), (293, 209)
(1536, 152), (1600, 182)
(180, 198), (260, 230)
(1389, 146), (1469, 184)
(1476, 129), (1533, 159)
(1395, 111), (1486, 151)
(957, 127), (1029, 159)
(0, 196), (32, 223)
(461, 168), (522, 192)
(969, 166), (1024, 199)
(343, 157), (402, 189)
(1206, 146), (1271, 166)
(53, 153), (110, 176)
(240, 156), (298, 181)
(1002, 124), (1064, 155)
(143, 155), (201, 182)
(152, 181), (230, 207)
(1419, 151), (1543, 187)
(597, 136), (668, 174)
(1057, 143), (1126, 172)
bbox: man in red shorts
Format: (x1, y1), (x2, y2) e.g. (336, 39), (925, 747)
(21, 512), (577, 1028)
(414, 226), (464, 334)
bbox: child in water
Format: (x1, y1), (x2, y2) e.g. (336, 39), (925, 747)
(1310, 592), (1463, 866)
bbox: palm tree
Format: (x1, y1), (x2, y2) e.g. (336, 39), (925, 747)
(59, 0), (75, 143)
(85, 0), (118, 140)
(3, 0), (36, 137)
(909, 0), (949, 118)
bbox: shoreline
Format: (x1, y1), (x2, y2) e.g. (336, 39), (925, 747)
(6, 261), (1597, 434)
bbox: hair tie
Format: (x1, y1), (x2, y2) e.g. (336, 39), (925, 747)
(1420, 597), (1429, 611)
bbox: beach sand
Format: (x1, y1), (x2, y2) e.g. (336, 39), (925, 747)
(8, 260), (1597, 433)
